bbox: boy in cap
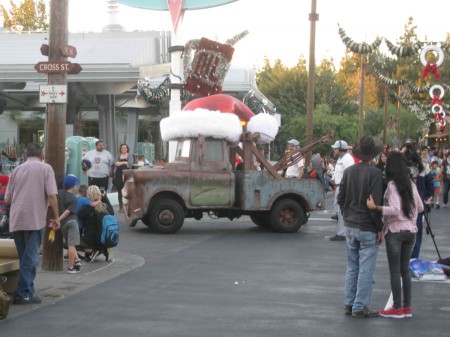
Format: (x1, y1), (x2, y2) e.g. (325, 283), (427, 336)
(53, 174), (82, 273)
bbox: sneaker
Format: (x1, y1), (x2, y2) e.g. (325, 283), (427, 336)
(331, 214), (338, 221)
(379, 306), (404, 318)
(329, 235), (346, 241)
(85, 250), (100, 263)
(403, 307), (412, 318)
(431, 203), (435, 208)
(352, 306), (379, 318)
(443, 204), (447, 208)
(13, 296), (42, 305)
(67, 267), (81, 274)
(436, 204), (440, 209)
(74, 259), (82, 270)
(63, 254), (69, 261)
(344, 305), (352, 315)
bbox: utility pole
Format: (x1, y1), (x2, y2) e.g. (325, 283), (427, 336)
(383, 86), (388, 144)
(397, 85), (401, 143)
(306, 0), (318, 165)
(358, 54), (365, 139)
(42, 0), (69, 271)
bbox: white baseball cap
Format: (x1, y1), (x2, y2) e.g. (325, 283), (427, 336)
(287, 139), (300, 146)
(331, 140), (348, 150)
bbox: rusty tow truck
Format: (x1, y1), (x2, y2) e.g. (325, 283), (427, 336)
(122, 95), (332, 234)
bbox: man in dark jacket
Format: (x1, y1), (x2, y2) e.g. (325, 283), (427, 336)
(338, 136), (383, 318)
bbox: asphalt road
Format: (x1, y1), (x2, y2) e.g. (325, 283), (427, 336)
(1, 196), (450, 337)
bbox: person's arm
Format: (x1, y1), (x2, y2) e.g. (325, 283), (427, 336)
(48, 194), (61, 229)
(59, 209), (70, 222)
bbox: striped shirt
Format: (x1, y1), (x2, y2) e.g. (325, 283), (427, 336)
(5, 157), (58, 231)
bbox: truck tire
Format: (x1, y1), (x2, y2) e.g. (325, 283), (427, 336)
(250, 213), (271, 229)
(269, 199), (305, 233)
(147, 199), (185, 234)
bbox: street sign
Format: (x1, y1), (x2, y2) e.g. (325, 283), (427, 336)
(40, 44), (49, 56)
(34, 61), (74, 74)
(39, 85), (68, 103)
(59, 44), (77, 58)
(68, 63), (82, 75)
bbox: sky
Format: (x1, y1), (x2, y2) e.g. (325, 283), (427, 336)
(2, 0), (450, 69)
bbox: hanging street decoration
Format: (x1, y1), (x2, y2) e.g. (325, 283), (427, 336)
(420, 44), (444, 79)
(372, 68), (407, 86)
(183, 31), (248, 97)
(338, 25), (382, 54)
(384, 39), (423, 57)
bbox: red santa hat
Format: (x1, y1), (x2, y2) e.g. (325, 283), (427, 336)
(160, 94), (278, 144)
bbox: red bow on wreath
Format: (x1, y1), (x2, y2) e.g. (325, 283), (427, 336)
(421, 63), (441, 79)
(433, 112), (444, 123)
(431, 95), (443, 106)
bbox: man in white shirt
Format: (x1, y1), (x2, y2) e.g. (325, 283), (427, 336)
(82, 140), (114, 193)
(330, 140), (355, 241)
(285, 139), (305, 179)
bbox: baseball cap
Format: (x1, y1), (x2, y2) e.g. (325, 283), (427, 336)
(287, 139), (300, 146)
(331, 140), (348, 150)
(63, 174), (80, 189)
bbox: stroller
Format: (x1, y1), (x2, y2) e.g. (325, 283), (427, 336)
(0, 175), (11, 238)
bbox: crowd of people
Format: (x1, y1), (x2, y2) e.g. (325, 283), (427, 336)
(0, 135), (446, 317)
(1, 140), (135, 306)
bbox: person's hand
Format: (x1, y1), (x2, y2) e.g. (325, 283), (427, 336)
(367, 195), (376, 210)
(49, 219), (61, 230)
(377, 231), (383, 245)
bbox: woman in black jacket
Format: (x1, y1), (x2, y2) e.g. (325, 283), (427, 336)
(78, 185), (113, 262)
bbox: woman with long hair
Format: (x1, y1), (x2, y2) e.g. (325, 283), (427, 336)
(78, 185), (114, 262)
(113, 144), (132, 212)
(367, 151), (423, 318)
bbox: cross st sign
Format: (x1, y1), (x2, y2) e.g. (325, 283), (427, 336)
(34, 61), (74, 74)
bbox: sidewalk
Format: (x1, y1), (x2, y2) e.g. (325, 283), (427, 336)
(6, 194), (145, 319)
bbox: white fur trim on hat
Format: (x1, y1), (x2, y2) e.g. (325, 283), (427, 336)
(160, 109), (243, 143)
(247, 113), (279, 143)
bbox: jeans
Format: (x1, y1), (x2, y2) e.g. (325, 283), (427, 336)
(411, 213), (423, 259)
(13, 230), (43, 300)
(344, 227), (379, 312)
(443, 177), (450, 205)
(385, 231), (416, 309)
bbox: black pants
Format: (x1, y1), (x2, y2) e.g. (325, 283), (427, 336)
(385, 230), (416, 309)
(88, 176), (109, 193)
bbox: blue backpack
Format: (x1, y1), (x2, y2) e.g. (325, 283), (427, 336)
(101, 214), (119, 248)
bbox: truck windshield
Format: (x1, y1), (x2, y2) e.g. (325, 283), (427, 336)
(175, 139), (191, 159)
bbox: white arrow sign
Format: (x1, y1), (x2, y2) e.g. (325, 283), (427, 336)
(39, 85), (68, 103)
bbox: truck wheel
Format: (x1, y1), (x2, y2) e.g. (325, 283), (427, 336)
(270, 199), (305, 233)
(250, 213), (271, 229)
(148, 199), (185, 234)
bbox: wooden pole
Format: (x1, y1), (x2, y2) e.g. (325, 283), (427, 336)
(42, 0), (69, 271)
(306, 0), (318, 166)
(397, 85), (401, 143)
(383, 86), (388, 145)
(358, 54), (365, 139)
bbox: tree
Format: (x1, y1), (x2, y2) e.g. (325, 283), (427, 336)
(1, 0), (49, 32)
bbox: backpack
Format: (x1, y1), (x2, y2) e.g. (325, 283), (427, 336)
(100, 214), (119, 248)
